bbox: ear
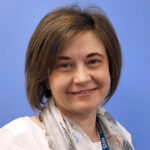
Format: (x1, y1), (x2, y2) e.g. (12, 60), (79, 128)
(46, 68), (51, 90)
(45, 79), (50, 90)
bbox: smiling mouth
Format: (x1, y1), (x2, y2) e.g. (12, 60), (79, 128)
(67, 88), (97, 95)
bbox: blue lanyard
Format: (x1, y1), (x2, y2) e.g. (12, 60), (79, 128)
(97, 118), (109, 150)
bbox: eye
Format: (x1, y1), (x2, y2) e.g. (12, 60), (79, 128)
(88, 59), (101, 65)
(59, 63), (71, 68)
(57, 63), (72, 71)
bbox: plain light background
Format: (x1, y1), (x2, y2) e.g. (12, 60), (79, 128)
(0, 0), (150, 150)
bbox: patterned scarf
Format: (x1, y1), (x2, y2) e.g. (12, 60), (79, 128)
(41, 97), (134, 150)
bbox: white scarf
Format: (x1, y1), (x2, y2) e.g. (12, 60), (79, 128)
(41, 97), (134, 150)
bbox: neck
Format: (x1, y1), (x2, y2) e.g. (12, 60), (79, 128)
(61, 109), (100, 142)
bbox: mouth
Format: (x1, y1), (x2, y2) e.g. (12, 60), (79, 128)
(67, 88), (97, 97)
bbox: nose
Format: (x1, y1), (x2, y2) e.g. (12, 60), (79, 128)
(73, 66), (91, 85)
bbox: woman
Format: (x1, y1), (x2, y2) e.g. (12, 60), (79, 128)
(0, 5), (134, 150)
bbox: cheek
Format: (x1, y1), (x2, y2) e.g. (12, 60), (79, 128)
(96, 69), (111, 89)
(48, 74), (70, 94)
(105, 70), (111, 85)
(104, 72), (111, 89)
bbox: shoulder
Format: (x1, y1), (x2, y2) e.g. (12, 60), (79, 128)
(1, 117), (31, 131)
(0, 116), (42, 136)
(117, 121), (131, 140)
(0, 117), (46, 150)
(116, 121), (134, 149)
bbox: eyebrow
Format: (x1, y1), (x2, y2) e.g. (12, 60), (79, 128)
(58, 56), (71, 60)
(58, 52), (104, 60)
(87, 52), (104, 58)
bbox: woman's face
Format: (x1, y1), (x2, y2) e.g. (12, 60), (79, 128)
(48, 30), (110, 115)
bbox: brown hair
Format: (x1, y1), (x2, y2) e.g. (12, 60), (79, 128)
(25, 5), (122, 110)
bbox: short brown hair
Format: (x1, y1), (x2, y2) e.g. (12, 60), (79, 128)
(25, 5), (122, 110)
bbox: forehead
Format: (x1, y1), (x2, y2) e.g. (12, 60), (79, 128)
(59, 30), (107, 57)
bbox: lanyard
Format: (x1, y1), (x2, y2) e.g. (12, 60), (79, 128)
(97, 118), (109, 150)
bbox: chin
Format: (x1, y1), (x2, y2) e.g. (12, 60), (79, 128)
(73, 103), (100, 114)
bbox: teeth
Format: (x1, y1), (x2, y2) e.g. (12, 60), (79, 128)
(70, 88), (96, 94)
(77, 90), (90, 94)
